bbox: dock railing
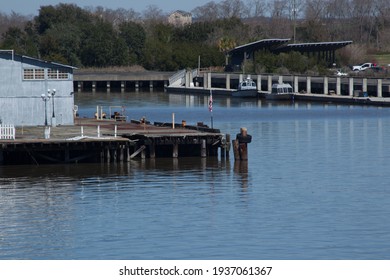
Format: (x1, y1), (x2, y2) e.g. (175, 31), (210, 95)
(169, 69), (186, 86)
(0, 124), (16, 140)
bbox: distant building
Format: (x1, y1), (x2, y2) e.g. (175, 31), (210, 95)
(0, 50), (76, 126)
(168, 10), (192, 26)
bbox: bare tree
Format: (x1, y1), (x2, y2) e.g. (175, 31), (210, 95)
(143, 5), (166, 23)
(246, 0), (268, 18)
(0, 12), (31, 42)
(350, 0), (375, 43)
(218, 0), (246, 18)
(192, 1), (222, 21)
(268, 0), (290, 18)
(374, 0), (390, 50)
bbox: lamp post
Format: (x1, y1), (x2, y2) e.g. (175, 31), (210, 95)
(41, 93), (50, 126)
(48, 89), (56, 126)
(49, 89), (56, 118)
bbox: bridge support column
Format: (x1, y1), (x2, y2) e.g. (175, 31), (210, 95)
(278, 76), (283, 84)
(164, 81), (168, 92)
(363, 78), (368, 94)
(349, 78), (354, 96)
(189, 71), (193, 87)
(362, 78), (367, 94)
(377, 79), (382, 97)
(336, 77), (341, 95)
(294, 76), (299, 93)
(135, 81), (139, 90)
(306, 76), (311, 94)
(106, 81), (110, 92)
(323, 76), (328, 94)
(267, 75), (272, 92)
(92, 81), (96, 92)
(226, 74), (230, 90)
(185, 71), (190, 88)
(77, 82), (83, 92)
(257, 75), (261, 91)
(121, 81), (125, 92)
(207, 72), (211, 89)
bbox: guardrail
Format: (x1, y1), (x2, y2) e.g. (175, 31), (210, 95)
(0, 124), (15, 140)
(169, 69), (186, 86)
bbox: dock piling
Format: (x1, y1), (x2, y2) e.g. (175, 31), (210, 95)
(233, 128), (252, 161)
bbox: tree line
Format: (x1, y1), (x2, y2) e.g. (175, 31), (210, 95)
(1, 0), (390, 72)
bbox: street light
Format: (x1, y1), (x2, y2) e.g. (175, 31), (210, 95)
(49, 89), (56, 118)
(41, 93), (50, 126)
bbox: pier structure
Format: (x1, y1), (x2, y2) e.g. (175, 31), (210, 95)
(0, 118), (229, 165)
(74, 70), (174, 92)
(166, 70), (390, 99)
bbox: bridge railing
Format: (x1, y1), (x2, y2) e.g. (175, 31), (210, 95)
(169, 69), (186, 86)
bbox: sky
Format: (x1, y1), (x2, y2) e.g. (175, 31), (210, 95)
(0, 0), (215, 16)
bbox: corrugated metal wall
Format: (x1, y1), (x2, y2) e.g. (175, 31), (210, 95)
(0, 57), (75, 126)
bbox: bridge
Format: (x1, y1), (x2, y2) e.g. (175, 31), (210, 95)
(73, 69), (175, 91)
(73, 68), (390, 99)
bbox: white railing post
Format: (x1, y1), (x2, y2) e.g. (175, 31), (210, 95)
(0, 124), (16, 140)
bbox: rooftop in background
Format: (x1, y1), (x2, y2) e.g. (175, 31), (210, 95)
(227, 39), (353, 69)
(274, 41), (353, 53)
(228, 38), (291, 56)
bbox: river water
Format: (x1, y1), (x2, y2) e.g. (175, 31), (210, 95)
(1, 90), (390, 260)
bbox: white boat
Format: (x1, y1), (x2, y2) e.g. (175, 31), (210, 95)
(266, 83), (294, 100)
(232, 76), (258, 97)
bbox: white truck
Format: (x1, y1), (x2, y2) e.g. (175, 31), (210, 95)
(352, 62), (374, 71)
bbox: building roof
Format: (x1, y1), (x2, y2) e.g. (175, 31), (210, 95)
(274, 41), (353, 53)
(228, 39), (291, 55)
(0, 50), (77, 69)
(170, 10), (192, 17)
(228, 39), (353, 55)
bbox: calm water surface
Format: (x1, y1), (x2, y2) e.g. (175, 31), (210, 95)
(1, 91), (390, 260)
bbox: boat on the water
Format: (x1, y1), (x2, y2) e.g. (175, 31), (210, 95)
(265, 83), (294, 100)
(232, 76), (258, 97)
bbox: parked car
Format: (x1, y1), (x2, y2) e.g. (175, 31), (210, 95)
(352, 62), (374, 71)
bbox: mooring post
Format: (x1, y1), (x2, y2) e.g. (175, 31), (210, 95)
(201, 139), (206, 157)
(173, 143), (178, 158)
(233, 127), (252, 161)
(119, 145), (124, 162)
(106, 147), (110, 163)
(149, 144), (156, 158)
(221, 134), (229, 159)
(225, 134), (231, 158)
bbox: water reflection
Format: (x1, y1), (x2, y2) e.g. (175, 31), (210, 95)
(233, 160), (249, 191)
(2, 91), (390, 260)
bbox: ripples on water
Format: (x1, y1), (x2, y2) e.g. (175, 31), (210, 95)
(1, 92), (390, 260)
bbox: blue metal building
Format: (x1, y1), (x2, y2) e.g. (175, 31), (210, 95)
(0, 50), (76, 126)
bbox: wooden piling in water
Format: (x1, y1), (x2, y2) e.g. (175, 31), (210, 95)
(233, 127), (252, 161)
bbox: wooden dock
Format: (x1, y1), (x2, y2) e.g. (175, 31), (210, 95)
(0, 118), (228, 165)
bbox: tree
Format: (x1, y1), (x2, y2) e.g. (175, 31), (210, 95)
(118, 21), (146, 64)
(80, 19), (129, 67)
(218, 37), (236, 65)
(191, 1), (220, 21)
(1, 27), (26, 53)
